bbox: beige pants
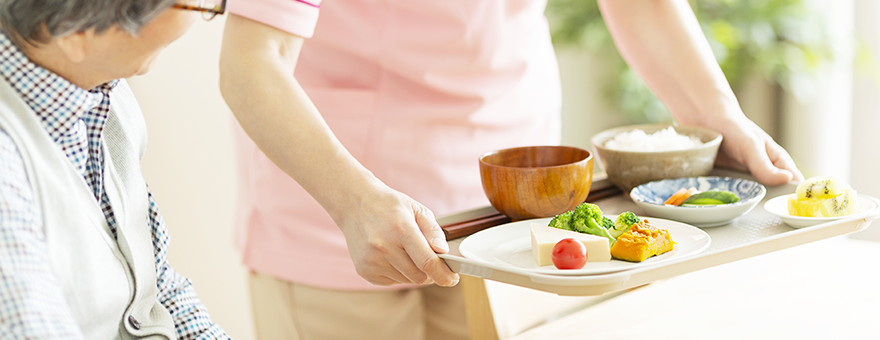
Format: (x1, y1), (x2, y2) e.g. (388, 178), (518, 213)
(248, 271), (469, 340)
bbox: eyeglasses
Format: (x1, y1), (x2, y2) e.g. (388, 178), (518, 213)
(172, 0), (227, 21)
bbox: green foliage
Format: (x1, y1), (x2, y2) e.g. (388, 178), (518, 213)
(545, 0), (836, 123)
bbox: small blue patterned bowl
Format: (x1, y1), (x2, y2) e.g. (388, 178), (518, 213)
(630, 176), (766, 227)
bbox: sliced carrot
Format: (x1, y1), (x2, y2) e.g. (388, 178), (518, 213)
(674, 187), (698, 206)
(665, 187), (698, 206)
(664, 188), (687, 205)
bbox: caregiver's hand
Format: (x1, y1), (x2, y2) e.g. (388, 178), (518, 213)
(597, 0), (803, 186)
(706, 115), (804, 186)
(333, 182), (460, 287)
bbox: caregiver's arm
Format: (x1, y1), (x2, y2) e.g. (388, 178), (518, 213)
(218, 14), (458, 287)
(597, 0), (803, 185)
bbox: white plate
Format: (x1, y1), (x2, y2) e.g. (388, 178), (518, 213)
(459, 217), (711, 276)
(763, 194), (879, 228)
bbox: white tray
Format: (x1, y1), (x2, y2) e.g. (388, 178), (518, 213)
(439, 171), (880, 296)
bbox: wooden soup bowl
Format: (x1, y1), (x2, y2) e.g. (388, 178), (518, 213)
(479, 146), (593, 221)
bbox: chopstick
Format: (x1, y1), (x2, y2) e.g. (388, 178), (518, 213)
(441, 185), (623, 240)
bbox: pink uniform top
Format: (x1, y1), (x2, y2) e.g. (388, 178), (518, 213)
(230, 0), (562, 290)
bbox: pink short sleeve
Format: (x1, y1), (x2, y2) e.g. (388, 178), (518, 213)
(228, 0), (322, 39)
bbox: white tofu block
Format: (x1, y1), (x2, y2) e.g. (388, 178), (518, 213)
(530, 223), (611, 266)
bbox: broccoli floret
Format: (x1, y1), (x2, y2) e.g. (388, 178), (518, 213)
(569, 203), (616, 246)
(601, 216), (615, 230)
(548, 210), (574, 231)
(610, 212), (641, 239)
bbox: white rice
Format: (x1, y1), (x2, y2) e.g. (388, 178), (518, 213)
(604, 127), (703, 152)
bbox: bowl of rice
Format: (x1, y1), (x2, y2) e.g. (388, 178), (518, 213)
(590, 124), (722, 192)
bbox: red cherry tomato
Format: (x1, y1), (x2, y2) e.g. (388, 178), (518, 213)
(551, 238), (588, 269)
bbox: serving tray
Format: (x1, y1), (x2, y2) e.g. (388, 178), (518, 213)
(438, 170), (880, 296)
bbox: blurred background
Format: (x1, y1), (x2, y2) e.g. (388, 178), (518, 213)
(130, 0), (880, 338)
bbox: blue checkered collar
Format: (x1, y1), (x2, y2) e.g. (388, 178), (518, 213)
(0, 31), (117, 143)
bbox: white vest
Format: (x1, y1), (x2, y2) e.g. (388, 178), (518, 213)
(0, 79), (176, 339)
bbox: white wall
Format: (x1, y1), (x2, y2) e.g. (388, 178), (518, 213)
(849, 0), (880, 240)
(780, 0), (855, 182)
(852, 0), (880, 199)
(128, 18), (255, 340)
(557, 48), (634, 152)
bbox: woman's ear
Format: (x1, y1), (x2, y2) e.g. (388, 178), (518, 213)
(53, 31), (89, 63)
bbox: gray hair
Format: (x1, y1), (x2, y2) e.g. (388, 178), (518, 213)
(0, 0), (178, 47)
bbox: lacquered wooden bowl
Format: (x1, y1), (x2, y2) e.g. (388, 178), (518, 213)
(479, 146), (593, 221)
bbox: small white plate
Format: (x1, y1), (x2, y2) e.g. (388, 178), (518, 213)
(763, 194), (879, 228)
(459, 217), (710, 276)
(630, 177), (766, 227)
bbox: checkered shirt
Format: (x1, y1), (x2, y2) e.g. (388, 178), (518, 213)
(0, 32), (229, 339)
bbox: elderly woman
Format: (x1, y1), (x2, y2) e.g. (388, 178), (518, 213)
(0, 0), (228, 338)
